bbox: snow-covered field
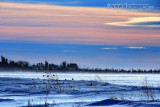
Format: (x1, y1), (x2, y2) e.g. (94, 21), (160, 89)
(0, 71), (160, 107)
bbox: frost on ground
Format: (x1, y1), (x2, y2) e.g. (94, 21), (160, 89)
(0, 72), (160, 107)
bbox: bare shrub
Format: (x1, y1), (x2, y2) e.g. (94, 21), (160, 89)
(31, 72), (76, 93)
(96, 75), (103, 82)
(142, 77), (155, 101)
(28, 100), (32, 107)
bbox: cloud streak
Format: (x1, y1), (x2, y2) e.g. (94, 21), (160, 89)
(0, 2), (160, 46)
(101, 48), (117, 50)
(62, 50), (77, 53)
(106, 17), (160, 27)
(125, 47), (146, 49)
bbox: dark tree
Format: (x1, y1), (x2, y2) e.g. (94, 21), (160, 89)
(67, 63), (79, 70)
(60, 61), (67, 70)
(0, 56), (8, 65)
(45, 61), (49, 69)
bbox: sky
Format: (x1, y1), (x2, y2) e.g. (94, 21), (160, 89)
(0, 0), (160, 69)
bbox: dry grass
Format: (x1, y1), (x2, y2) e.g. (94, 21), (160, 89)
(29, 73), (160, 106)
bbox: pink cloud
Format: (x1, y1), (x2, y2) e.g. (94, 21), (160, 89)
(0, 2), (160, 46)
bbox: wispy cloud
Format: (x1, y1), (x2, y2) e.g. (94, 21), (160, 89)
(106, 17), (160, 27)
(0, 2), (160, 46)
(101, 48), (117, 50)
(62, 50), (77, 52)
(125, 47), (146, 49)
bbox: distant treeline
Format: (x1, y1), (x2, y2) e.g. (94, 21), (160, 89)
(0, 56), (78, 71)
(0, 56), (160, 73)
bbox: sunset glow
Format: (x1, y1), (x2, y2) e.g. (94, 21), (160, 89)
(0, 1), (160, 69)
(0, 2), (160, 46)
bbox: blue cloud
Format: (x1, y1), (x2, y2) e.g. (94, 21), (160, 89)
(133, 21), (160, 26)
(3, 0), (160, 9)
(0, 42), (160, 69)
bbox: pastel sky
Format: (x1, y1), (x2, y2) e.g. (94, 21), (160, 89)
(0, 0), (160, 69)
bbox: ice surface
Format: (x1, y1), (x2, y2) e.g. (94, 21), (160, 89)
(0, 71), (160, 107)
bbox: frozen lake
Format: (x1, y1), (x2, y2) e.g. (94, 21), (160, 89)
(1, 71), (160, 86)
(0, 71), (160, 107)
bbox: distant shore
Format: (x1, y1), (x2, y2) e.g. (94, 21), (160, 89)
(0, 56), (160, 73)
(0, 68), (160, 74)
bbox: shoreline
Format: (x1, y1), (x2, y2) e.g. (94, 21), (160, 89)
(0, 68), (160, 74)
